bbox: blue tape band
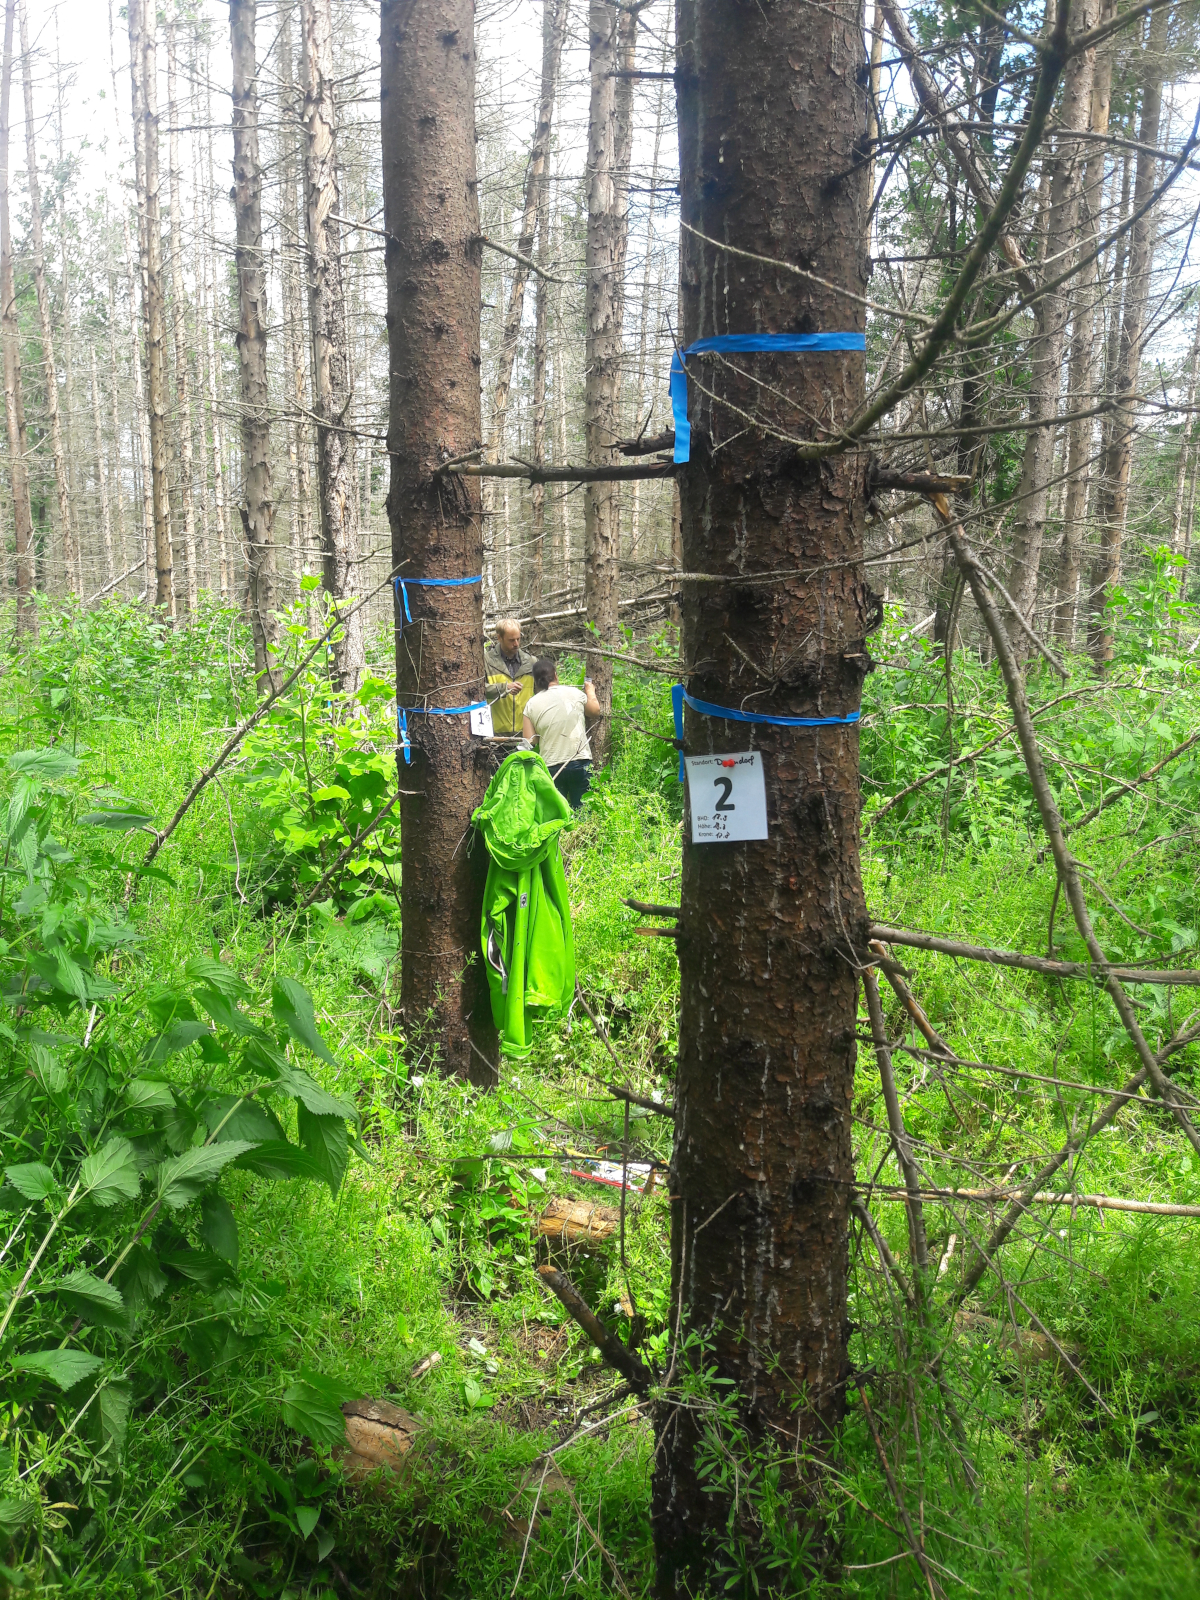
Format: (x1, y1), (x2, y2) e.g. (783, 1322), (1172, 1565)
(396, 700), (489, 765)
(393, 574), (483, 634)
(672, 682), (860, 781)
(670, 332), (866, 464)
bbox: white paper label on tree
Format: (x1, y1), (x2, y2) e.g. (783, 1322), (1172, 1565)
(469, 703), (494, 738)
(685, 752), (768, 842)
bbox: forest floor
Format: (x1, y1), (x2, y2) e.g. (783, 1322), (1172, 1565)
(2, 578), (1200, 1599)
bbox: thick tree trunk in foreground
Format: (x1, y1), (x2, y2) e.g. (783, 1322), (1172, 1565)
(1087, 2), (1168, 670)
(19, 0), (75, 595)
(230, 0), (279, 684)
(582, 0), (632, 767)
(381, 0), (498, 1085)
(302, 0), (365, 694)
(0, 0), (32, 633)
(653, 0), (870, 1588)
(128, 0), (174, 615)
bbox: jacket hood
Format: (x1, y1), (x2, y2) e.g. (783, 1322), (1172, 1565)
(473, 750), (572, 871)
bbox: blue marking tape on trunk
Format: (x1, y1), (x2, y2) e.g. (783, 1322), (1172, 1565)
(671, 682), (860, 780)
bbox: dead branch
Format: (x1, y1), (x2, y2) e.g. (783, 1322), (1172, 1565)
(536, 1266), (652, 1392)
(1062, 727), (1200, 837)
(869, 922), (1200, 987)
(869, 940), (953, 1055)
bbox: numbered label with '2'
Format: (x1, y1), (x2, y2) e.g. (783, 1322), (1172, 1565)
(684, 751), (768, 842)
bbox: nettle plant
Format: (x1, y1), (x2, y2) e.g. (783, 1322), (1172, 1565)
(0, 745), (360, 1539)
(237, 593), (400, 917)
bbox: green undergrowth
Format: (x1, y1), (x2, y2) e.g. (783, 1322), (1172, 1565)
(0, 587), (1198, 1597)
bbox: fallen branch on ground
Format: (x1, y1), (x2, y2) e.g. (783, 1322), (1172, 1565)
(536, 1266), (652, 1392)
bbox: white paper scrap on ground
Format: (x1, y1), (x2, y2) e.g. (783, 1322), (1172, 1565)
(568, 1160), (653, 1192)
(685, 751), (768, 842)
(469, 703), (494, 738)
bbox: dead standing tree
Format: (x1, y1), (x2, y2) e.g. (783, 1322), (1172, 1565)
(301, 0), (365, 695)
(381, 0), (499, 1085)
(230, 0), (280, 685)
(651, 0), (872, 1586)
(0, 0), (32, 634)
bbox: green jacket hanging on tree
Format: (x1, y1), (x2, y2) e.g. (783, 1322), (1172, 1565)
(473, 751), (575, 1058)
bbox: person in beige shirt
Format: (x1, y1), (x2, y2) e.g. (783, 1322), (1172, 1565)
(522, 656), (602, 809)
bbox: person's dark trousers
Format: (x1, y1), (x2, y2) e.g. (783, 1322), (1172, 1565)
(553, 759), (592, 810)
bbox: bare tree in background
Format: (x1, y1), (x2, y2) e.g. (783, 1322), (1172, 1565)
(166, 9), (198, 613)
(301, 0), (364, 694)
(0, 0), (32, 634)
(230, 0), (279, 685)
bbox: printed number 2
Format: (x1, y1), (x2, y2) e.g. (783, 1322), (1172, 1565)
(713, 776), (735, 812)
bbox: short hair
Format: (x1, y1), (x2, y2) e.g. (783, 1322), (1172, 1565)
(494, 617), (521, 637)
(532, 656), (557, 694)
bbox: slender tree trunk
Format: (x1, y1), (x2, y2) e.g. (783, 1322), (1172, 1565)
(382, 0), (498, 1084)
(0, 0), (33, 634)
(19, 0), (74, 596)
(1088, 3), (1169, 670)
(128, 0), (175, 615)
(629, 27), (669, 561)
(1169, 310), (1200, 552)
(280, 7), (313, 591)
(1054, 0), (1115, 645)
(652, 0), (870, 1587)
(582, 0), (632, 765)
(105, 271), (129, 583)
(166, 13), (198, 615)
(201, 59), (231, 602)
(1005, 0), (1096, 645)
(301, 0), (364, 694)
(528, 79), (554, 610)
(230, 0), (279, 684)
(90, 347), (116, 586)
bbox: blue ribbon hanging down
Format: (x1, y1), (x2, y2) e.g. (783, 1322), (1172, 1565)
(671, 683), (861, 780)
(397, 702), (489, 765)
(670, 332), (867, 464)
(394, 574), (483, 636)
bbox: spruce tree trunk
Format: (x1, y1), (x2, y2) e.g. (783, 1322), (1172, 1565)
(128, 0), (175, 616)
(1054, 0), (1115, 645)
(230, 0), (279, 686)
(1087, 2), (1168, 670)
(166, 14), (198, 614)
(90, 347), (116, 586)
(201, 62), (232, 602)
(582, 0), (631, 767)
(281, 7), (313, 595)
(18, 0), (75, 596)
(1004, 0), (1096, 644)
(301, 0), (365, 695)
(652, 0), (870, 1586)
(381, 0), (499, 1086)
(0, 0), (33, 635)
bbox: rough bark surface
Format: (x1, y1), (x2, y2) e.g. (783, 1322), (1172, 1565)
(381, 0), (498, 1085)
(1087, 3), (1168, 670)
(0, 0), (32, 634)
(1004, 0), (1096, 641)
(230, 0), (279, 685)
(128, 0), (174, 615)
(582, 0), (631, 767)
(652, 0), (871, 1589)
(302, 0), (365, 694)
(19, 0), (75, 594)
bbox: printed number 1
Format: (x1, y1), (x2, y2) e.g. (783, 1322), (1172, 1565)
(713, 776), (735, 812)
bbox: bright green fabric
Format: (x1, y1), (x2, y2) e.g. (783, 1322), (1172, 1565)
(474, 751), (575, 1058)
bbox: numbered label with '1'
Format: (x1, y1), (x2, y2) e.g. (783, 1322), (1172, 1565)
(684, 751), (768, 842)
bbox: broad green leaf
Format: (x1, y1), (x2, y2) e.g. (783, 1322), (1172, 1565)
(194, 987), (268, 1040)
(312, 786), (350, 804)
(12, 1348), (103, 1391)
(4, 1162), (58, 1202)
(233, 1140), (326, 1184)
(46, 1271), (128, 1331)
(280, 1370), (359, 1448)
(7, 747), (79, 779)
(117, 1242), (168, 1310)
(278, 1064), (356, 1124)
(0, 1497), (36, 1536)
(272, 977), (336, 1066)
(184, 955), (249, 1001)
(201, 1093), (286, 1146)
(79, 809), (156, 832)
(297, 1104), (349, 1198)
(200, 1191), (239, 1269)
(295, 1505), (321, 1540)
(123, 1077), (176, 1112)
(79, 1137), (141, 1208)
(153, 1141), (257, 1209)
(141, 1020), (214, 1066)
(97, 1379), (132, 1456)
(159, 1247), (237, 1290)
